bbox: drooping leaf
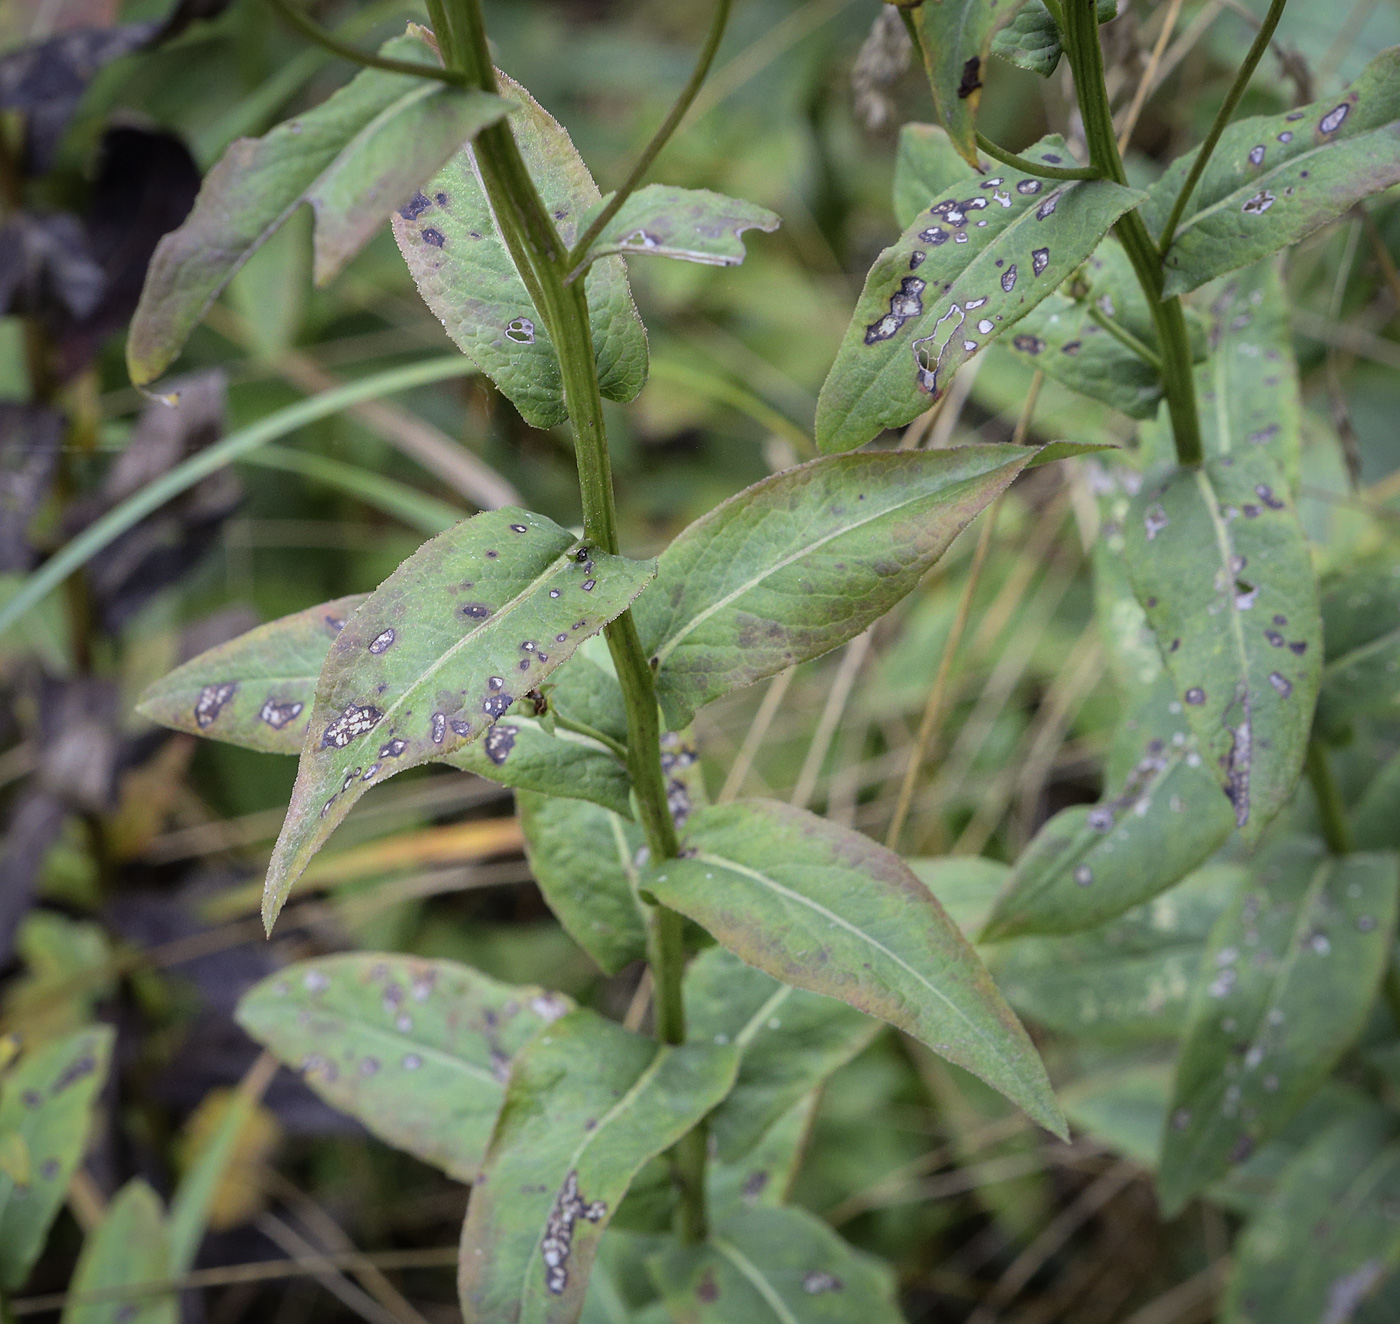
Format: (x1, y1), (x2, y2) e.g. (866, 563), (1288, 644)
(707, 1093), (818, 1224)
(1145, 47), (1400, 296)
(990, 0), (1116, 76)
(992, 863), (1242, 1043)
(1222, 1112), (1400, 1324)
(1122, 448), (1321, 844)
(643, 799), (1066, 1136)
(518, 792), (647, 975)
(892, 123), (977, 229)
(1316, 550), (1400, 736)
(573, 185), (779, 269)
(982, 673), (1235, 940)
(136, 595), (367, 754)
(1157, 839), (1400, 1215)
(261, 507), (655, 927)
(393, 71), (648, 429)
(648, 1205), (904, 1323)
(816, 137), (1143, 452)
(127, 31), (507, 386)
(458, 1008), (738, 1322)
(235, 955), (570, 1181)
(635, 445), (1034, 729)
(914, 0), (1034, 165)
(0, 1026), (114, 1290)
(60, 1179), (175, 1324)
(685, 947), (878, 1162)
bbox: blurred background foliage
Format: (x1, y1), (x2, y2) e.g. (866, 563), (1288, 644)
(3, 0), (1400, 1319)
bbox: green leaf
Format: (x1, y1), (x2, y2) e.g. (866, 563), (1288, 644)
(892, 123), (977, 228)
(982, 674), (1235, 940)
(648, 1205), (903, 1323)
(991, 0), (1116, 77)
(60, 1180), (174, 1324)
(1317, 550), (1400, 735)
(574, 185), (779, 268)
(1146, 47), (1400, 296)
(393, 71), (648, 429)
(1122, 448), (1321, 844)
(0, 1027), (114, 1290)
(518, 792), (647, 975)
(914, 0), (1034, 165)
(816, 137), (1144, 452)
(643, 799), (1066, 1136)
(906, 855), (1012, 938)
(1092, 463), (1167, 692)
(685, 947), (878, 1162)
(458, 1008), (738, 1322)
(992, 863), (1242, 1043)
(1222, 1112), (1400, 1324)
(261, 507), (655, 927)
(1355, 747), (1400, 850)
(127, 32), (507, 387)
(1157, 839), (1400, 1215)
(235, 954), (570, 1181)
(635, 445), (1034, 729)
(136, 595), (368, 754)
(707, 1093), (818, 1224)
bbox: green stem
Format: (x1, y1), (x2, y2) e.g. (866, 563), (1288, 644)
(1157, 0), (1289, 252)
(566, 0), (733, 278)
(1061, 0), (1204, 467)
(549, 711), (629, 762)
(264, 0), (470, 85)
(1306, 740), (1354, 856)
(1084, 301), (1162, 367)
(975, 132), (1101, 180)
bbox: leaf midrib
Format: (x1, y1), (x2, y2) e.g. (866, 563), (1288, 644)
(714, 1238), (800, 1324)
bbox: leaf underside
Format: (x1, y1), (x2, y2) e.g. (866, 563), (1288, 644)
(575, 184), (780, 268)
(991, 0), (1117, 77)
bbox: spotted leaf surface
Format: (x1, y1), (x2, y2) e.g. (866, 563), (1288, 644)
(892, 123), (977, 228)
(990, 0), (1116, 76)
(518, 791), (647, 975)
(817, 137), (1143, 452)
(992, 863), (1241, 1044)
(574, 185), (779, 269)
(648, 1205), (903, 1324)
(685, 947), (878, 1162)
(61, 1180), (174, 1324)
(261, 507), (655, 928)
(1157, 838), (1399, 1215)
(1122, 449), (1321, 844)
(1222, 1112), (1400, 1324)
(0, 1026), (113, 1290)
(643, 799), (1066, 1136)
(1145, 47), (1400, 296)
(1317, 550), (1400, 734)
(236, 955), (568, 1181)
(458, 1009), (738, 1323)
(136, 595), (368, 754)
(983, 674), (1234, 940)
(635, 445), (1033, 729)
(707, 1093), (817, 1224)
(128, 32), (506, 386)
(393, 72), (647, 429)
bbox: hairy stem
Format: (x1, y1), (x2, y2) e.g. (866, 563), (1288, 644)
(1061, 0), (1204, 467)
(265, 0), (470, 84)
(1305, 740), (1354, 856)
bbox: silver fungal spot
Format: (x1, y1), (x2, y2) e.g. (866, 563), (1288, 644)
(321, 704), (383, 748)
(362, 763), (380, 780)
(1268, 672), (1292, 697)
(1185, 687), (1205, 705)
(803, 1272), (843, 1294)
(919, 226), (949, 246)
(1242, 190), (1276, 215)
(1320, 103), (1350, 134)
(1248, 144), (1265, 165)
(1074, 865), (1093, 886)
(1016, 179), (1042, 195)
(542, 1172), (608, 1296)
(1144, 504), (1169, 540)
(379, 738), (408, 758)
(194, 683), (237, 728)
(510, 523), (528, 533)
(1031, 247), (1050, 276)
(402, 1053), (422, 1070)
(485, 724), (517, 765)
(549, 588), (561, 598)
(865, 276), (926, 344)
(966, 297), (987, 310)
(978, 319), (995, 333)
(483, 693), (512, 719)
(430, 712), (446, 744)
(450, 718), (472, 737)
(506, 317), (535, 344)
(1001, 264), (1018, 292)
(368, 627), (396, 654)
(488, 676), (505, 691)
(1036, 192), (1061, 219)
(303, 970), (328, 991)
(1277, 130), (1293, 143)
(581, 579), (596, 591)
(260, 698), (303, 729)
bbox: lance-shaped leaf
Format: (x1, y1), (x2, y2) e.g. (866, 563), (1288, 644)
(1122, 448), (1321, 844)
(648, 1205), (904, 1324)
(816, 137), (1143, 452)
(1317, 550), (1400, 735)
(707, 1093), (818, 1224)
(992, 863), (1242, 1043)
(236, 955), (569, 1181)
(1157, 838), (1400, 1215)
(685, 947), (878, 1162)
(458, 1009), (738, 1322)
(61, 1180), (174, 1324)
(394, 72), (647, 429)
(893, 123), (978, 228)
(1222, 1112), (1400, 1324)
(1145, 47), (1400, 296)
(518, 791), (647, 975)
(136, 595), (368, 754)
(983, 673), (1235, 940)
(643, 799), (1066, 1136)
(261, 507), (655, 928)
(635, 445), (1034, 729)
(572, 185), (779, 269)
(991, 0), (1116, 77)
(0, 1026), (113, 1290)
(128, 32), (507, 386)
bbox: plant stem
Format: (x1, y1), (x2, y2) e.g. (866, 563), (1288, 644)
(264, 0), (470, 85)
(1306, 740), (1354, 856)
(566, 0), (733, 277)
(1157, 0), (1289, 252)
(974, 132), (1101, 180)
(1084, 301), (1162, 367)
(548, 711), (629, 762)
(1061, 0), (1205, 467)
